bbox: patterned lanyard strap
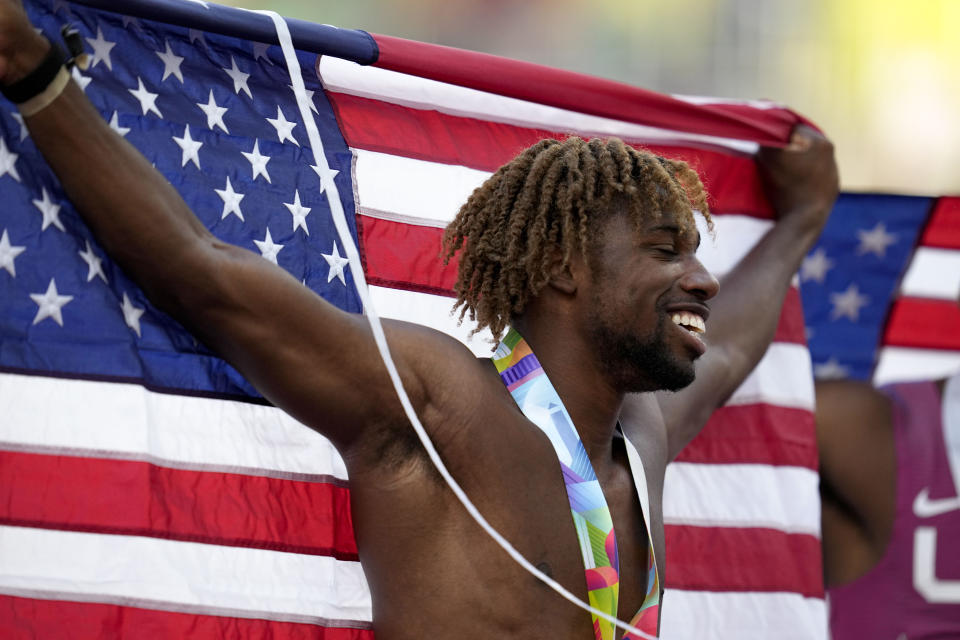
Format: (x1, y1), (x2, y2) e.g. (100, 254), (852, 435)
(493, 328), (660, 639)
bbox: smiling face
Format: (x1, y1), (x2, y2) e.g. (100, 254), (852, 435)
(583, 208), (719, 393)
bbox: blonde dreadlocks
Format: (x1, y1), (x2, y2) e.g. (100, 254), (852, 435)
(442, 136), (712, 341)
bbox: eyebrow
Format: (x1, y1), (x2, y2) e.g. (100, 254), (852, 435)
(648, 224), (702, 250)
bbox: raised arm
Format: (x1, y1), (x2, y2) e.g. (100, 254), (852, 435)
(654, 126), (839, 460)
(0, 2), (451, 452)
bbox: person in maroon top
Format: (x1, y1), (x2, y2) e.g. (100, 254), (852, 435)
(818, 330), (960, 637)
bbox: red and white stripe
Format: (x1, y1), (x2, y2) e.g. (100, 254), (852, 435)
(875, 196), (960, 384)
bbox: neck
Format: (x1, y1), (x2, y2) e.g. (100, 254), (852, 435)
(510, 317), (624, 463)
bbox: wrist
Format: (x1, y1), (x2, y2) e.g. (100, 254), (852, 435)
(778, 203), (831, 240)
(2, 34), (51, 86)
(2, 39), (72, 117)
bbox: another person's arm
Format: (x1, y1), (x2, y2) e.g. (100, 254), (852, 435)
(0, 2), (456, 452)
(651, 127), (839, 460)
(816, 379), (896, 588)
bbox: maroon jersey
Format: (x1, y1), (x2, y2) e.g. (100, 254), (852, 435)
(829, 375), (960, 639)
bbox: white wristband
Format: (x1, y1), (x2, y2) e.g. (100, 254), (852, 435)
(18, 66), (70, 117)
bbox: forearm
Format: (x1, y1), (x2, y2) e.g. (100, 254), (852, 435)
(705, 207), (825, 388)
(17, 44), (215, 309)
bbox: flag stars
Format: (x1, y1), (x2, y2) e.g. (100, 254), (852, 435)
(284, 190), (311, 234)
(322, 241), (350, 285)
(215, 176), (244, 221)
(32, 188), (65, 232)
(173, 124), (203, 169)
(30, 278), (73, 327)
(801, 248), (834, 283)
(156, 40), (185, 83)
(223, 56), (252, 99)
(813, 358), (850, 380)
(312, 164), (339, 192)
(78, 240), (108, 283)
(85, 27), (117, 70)
(253, 42), (273, 64)
(830, 283), (870, 322)
(128, 77), (162, 118)
(289, 84), (318, 113)
(254, 228), (283, 264)
(0, 229), (26, 277)
(197, 90), (229, 133)
(856, 222), (897, 258)
(108, 111), (130, 137)
(120, 292), (146, 337)
(188, 29), (207, 49)
(266, 106), (298, 145)
(121, 16), (142, 31)
(0, 137), (21, 182)
(241, 140), (272, 183)
(71, 66), (92, 92)
(11, 112), (28, 141)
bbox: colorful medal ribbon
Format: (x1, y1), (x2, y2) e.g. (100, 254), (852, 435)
(494, 328), (660, 639)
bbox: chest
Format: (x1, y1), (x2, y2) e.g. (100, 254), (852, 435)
(473, 423), (659, 621)
(348, 405), (663, 639)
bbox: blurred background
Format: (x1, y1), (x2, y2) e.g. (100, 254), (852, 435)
(217, 0), (960, 196)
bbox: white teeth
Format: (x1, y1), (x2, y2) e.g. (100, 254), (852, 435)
(670, 312), (706, 334)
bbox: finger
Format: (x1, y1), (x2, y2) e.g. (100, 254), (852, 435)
(785, 128), (814, 152)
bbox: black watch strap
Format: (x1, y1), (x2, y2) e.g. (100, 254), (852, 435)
(1, 42), (67, 105)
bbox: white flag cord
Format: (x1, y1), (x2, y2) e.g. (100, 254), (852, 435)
(256, 11), (654, 639)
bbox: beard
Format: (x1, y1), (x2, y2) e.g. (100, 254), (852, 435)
(587, 303), (697, 394)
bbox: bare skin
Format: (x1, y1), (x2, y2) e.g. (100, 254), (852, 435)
(816, 379), (899, 589)
(817, 370), (956, 594)
(0, 3), (838, 637)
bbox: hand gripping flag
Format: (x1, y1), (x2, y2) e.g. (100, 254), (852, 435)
(4, 0), (947, 638)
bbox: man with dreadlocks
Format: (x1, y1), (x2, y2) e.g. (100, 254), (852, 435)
(0, 2), (837, 637)
(439, 133), (836, 637)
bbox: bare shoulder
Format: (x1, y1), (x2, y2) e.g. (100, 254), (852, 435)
(386, 320), (503, 419)
(345, 319), (513, 466)
(385, 319), (500, 400)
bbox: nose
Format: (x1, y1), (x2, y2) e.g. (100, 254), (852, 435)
(680, 256), (720, 301)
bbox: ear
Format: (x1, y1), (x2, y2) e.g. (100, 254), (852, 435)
(546, 248), (578, 295)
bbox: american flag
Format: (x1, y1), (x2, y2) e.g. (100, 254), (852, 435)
(4, 1), (951, 638)
(802, 194), (960, 384)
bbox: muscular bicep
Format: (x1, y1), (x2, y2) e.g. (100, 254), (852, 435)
(163, 238), (454, 451)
